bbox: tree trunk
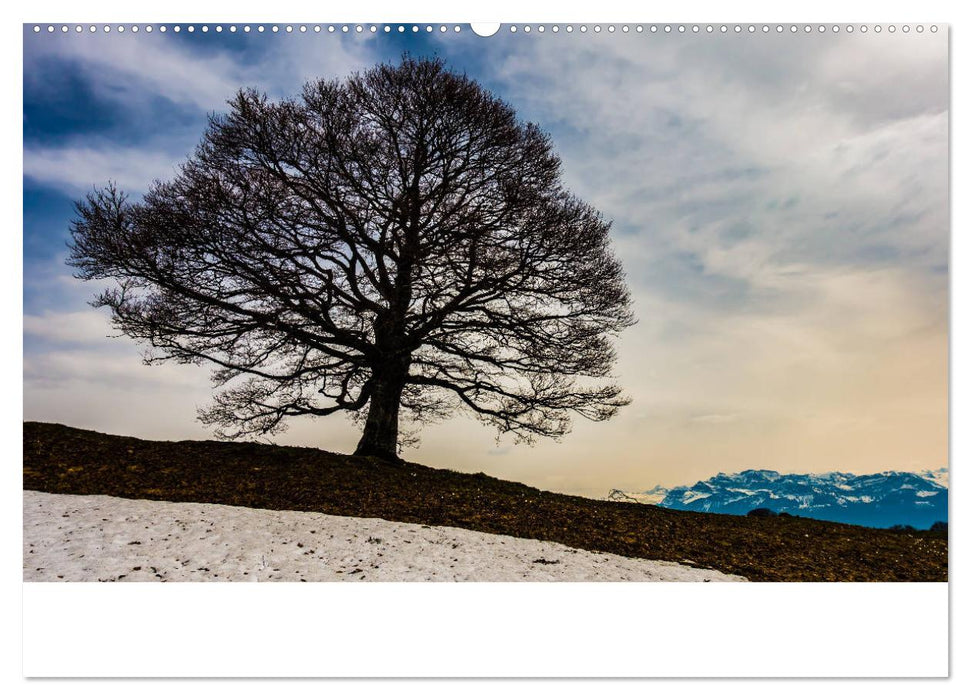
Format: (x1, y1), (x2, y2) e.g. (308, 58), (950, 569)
(354, 360), (408, 461)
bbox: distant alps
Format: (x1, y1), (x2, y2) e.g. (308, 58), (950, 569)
(608, 468), (948, 529)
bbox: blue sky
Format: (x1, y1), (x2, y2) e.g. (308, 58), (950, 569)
(23, 25), (949, 497)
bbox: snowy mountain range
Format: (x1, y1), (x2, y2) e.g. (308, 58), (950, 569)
(608, 468), (948, 529)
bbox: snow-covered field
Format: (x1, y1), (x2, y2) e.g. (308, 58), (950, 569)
(23, 491), (744, 582)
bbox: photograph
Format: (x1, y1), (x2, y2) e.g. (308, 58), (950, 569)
(23, 22), (948, 589)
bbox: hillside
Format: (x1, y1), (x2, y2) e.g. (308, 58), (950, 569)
(22, 422), (947, 582)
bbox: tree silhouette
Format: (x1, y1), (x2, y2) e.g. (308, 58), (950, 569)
(68, 57), (635, 461)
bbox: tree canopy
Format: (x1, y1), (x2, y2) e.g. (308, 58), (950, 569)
(69, 57), (635, 460)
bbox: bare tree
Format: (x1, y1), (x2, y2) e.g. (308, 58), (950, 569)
(69, 57), (635, 461)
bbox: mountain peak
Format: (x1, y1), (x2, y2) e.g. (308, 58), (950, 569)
(611, 467), (948, 529)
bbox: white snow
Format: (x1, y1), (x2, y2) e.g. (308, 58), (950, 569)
(681, 491), (711, 504)
(23, 491), (745, 582)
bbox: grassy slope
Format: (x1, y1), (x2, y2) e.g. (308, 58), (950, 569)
(22, 421), (947, 582)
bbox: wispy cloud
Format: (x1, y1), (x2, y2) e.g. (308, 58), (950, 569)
(24, 31), (377, 114)
(23, 31), (382, 196)
(24, 145), (186, 196)
(23, 309), (116, 346)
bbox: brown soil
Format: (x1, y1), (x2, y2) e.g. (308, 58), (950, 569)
(22, 421), (947, 582)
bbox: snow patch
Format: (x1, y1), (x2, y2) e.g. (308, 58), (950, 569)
(681, 491), (711, 504)
(23, 491), (745, 583)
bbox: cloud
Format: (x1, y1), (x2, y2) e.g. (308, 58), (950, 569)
(22, 307), (200, 390)
(26, 34), (241, 113)
(483, 32), (948, 276)
(465, 31), (947, 488)
(24, 145), (186, 196)
(23, 309), (115, 345)
(23, 31), (382, 197)
(475, 30), (948, 328)
(24, 31), (377, 114)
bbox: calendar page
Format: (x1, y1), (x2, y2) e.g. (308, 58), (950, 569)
(21, 19), (950, 679)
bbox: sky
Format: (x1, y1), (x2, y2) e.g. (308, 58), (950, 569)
(22, 24), (949, 498)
